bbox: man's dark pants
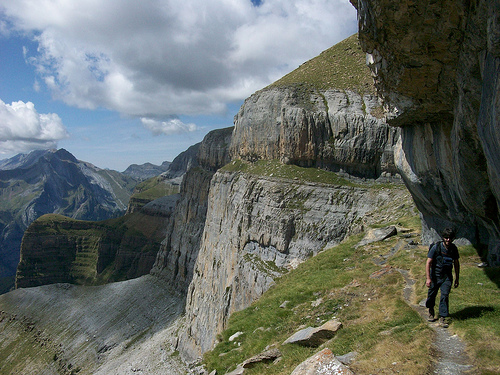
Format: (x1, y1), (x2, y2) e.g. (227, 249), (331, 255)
(426, 274), (452, 317)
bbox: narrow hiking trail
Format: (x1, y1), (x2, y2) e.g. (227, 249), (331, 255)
(397, 269), (476, 375)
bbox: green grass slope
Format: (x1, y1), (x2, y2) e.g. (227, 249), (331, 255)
(269, 34), (375, 95)
(203, 207), (500, 374)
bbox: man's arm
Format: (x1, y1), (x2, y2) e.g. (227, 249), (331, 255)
(426, 258), (433, 287)
(454, 259), (460, 288)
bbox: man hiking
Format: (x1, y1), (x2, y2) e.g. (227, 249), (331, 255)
(425, 228), (460, 328)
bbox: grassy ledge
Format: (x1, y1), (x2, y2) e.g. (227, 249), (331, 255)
(221, 159), (398, 190)
(203, 212), (500, 374)
(131, 176), (180, 201)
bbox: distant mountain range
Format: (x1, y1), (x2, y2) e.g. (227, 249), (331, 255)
(0, 149), (165, 291)
(122, 161), (171, 181)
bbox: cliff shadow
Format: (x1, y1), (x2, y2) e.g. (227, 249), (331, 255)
(451, 305), (495, 321)
(484, 266), (500, 289)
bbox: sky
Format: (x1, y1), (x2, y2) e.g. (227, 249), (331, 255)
(0, 0), (357, 171)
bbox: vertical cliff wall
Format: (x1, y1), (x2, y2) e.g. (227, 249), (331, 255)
(150, 127), (233, 293)
(178, 166), (411, 361)
(350, 0), (500, 264)
(230, 87), (399, 178)
(16, 208), (170, 288)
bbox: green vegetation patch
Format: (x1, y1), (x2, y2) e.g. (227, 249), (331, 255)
(221, 159), (398, 191)
(203, 200), (500, 375)
(0, 313), (59, 374)
(19, 211), (166, 287)
(268, 34), (375, 95)
(221, 159), (355, 186)
(131, 176), (179, 200)
(0, 179), (41, 213)
(203, 224), (433, 375)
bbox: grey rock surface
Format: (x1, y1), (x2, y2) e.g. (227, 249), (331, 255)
(352, 0), (500, 264)
(283, 320), (342, 347)
(290, 348), (354, 375)
(355, 225), (397, 248)
(0, 275), (187, 374)
(241, 348), (282, 368)
(230, 87), (399, 179)
(177, 169), (412, 360)
(150, 127), (232, 293)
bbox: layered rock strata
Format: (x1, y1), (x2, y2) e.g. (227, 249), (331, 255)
(351, 0), (500, 263)
(16, 206), (170, 288)
(0, 148), (136, 283)
(230, 87), (399, 179)
(178, 169), (409, 360)
(170, 38), (406, 359)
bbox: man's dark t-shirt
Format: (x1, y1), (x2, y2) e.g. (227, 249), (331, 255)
(428, 241), (459, 278)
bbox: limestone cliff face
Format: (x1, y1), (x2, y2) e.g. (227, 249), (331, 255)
(178, 169), (410, 360)
(230, 87), (399, 179)
(351, 0), (500, 263)
(150, 127), (233, 292)
(198, 127), (234, 171)
(16, 207), (170, 288)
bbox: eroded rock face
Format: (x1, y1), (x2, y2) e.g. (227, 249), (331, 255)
(178, 170), (411, 360)
(149, 167), (214, 293)
(230, 87), (399, 179)
(351, 0), (500, 263)
(150, 127), (233, 293)
(16, 209), (170, 288)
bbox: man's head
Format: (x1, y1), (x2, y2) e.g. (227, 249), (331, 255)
(441, 227), (456, 245)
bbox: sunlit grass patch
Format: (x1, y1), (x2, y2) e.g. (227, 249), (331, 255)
(222, 159), (402, 190)
(269, 34), (375, 95)
(131, 176), (179, 200)
(449, 246), (500, 373)
(203, 229), (433, 375)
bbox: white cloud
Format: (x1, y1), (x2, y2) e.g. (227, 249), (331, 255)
(141, 117), (198, 136)
(0, 99), (69, 154)
(1, 0), (357, 119)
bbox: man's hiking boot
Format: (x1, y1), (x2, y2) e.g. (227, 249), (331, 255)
(439, 317), (449, 328)
(428, 308), (435, 322)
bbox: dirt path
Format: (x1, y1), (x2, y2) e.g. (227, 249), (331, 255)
(397, 269), (476, 375)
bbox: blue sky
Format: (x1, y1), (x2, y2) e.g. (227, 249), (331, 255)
(0, 0), (357, 171)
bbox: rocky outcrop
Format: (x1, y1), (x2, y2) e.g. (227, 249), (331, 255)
(198, 127), (234, 171)
(162, 143), (201, 180)
(16, 207), (171, 288)
(230, 87), (399, 179)
(230, 36), (399, 179)
(283, 319), (343, 347)
(351, 0), (500, 264)
(177, 168), (410, 360)
(291, 348), (354, 375)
